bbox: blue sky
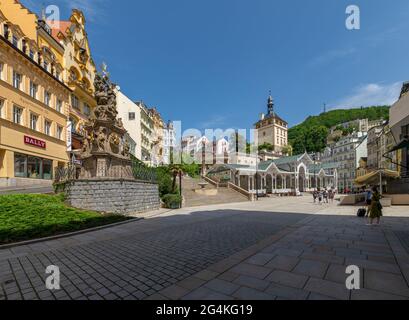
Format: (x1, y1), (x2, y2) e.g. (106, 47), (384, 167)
(22, 0), (409, 131)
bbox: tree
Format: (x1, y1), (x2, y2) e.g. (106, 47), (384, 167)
(281, 144), (293, 156)
(169, 164), (183, 193)
(289, 106), (390, 154)
(258, 143), (274, 152)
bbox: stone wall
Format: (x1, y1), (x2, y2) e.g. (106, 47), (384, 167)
(66, 179), (160, 215)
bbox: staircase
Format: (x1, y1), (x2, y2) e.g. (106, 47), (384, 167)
(182, 176), (248, 208)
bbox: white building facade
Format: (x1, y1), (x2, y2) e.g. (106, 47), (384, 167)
(115, 89), (142, 160)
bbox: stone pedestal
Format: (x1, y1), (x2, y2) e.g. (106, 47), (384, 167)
(64, 69), (159, 215)
(66, 179), (160, 215)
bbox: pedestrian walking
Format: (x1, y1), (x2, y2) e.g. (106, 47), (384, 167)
(329, 189), (334, 203)
(318, 188), (323, 204)
(367, 187), (383, 225)
(313, 190), (317, 203)
(323, 189), (329, 203)
(365, 188), (373, 218)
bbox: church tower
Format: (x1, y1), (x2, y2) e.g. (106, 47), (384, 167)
(255, 93), (288, 155)
(267, 92), (274, 116)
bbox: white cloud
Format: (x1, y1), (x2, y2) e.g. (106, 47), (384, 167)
(331, 82), (402, 109)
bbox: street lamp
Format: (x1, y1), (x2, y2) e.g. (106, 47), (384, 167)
(255, 150), (259, 201)
(313, 154), (317, 191)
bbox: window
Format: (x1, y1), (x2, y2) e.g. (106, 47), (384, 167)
(56, 99), (62, 113)
(14, 154), (53, 180)
(43, 60), (49, 72)
(0, 99), (4, 118)
(29, 50), (35, 60)
(27, 156), (41, 179)
(12, 36), (18, 48)
(42, 159), (53, 180)
(14, 153), (26, 178)
(129, 112), (135, 120)
(71, 94), (80, 109)
(29, 81), (38, 99)
(44, 120), (51, 136)
(13, 105), (23, 124)
(83, 103), (91, 116)
(56, 125), (63, 140)
(30, 113), (38, 131)
(0, 62), (3, 80)
(69, 117), (78, 134)
(3, 24), (9, 39)
(44, 91), (51, 106)
(13, 71), (22, 90)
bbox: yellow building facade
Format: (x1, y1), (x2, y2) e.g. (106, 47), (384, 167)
(0, 1), (70, 187)
(50, 9), (97, 152)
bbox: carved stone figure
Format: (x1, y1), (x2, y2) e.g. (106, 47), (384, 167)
(78, 65), (133, 180)
(95, 127), (106, 151)
(122, 139), (130, 157)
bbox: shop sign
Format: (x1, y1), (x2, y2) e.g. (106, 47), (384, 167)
(24, 136), (46, 149)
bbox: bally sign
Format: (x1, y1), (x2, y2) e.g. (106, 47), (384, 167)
(24, 136), (46, 149)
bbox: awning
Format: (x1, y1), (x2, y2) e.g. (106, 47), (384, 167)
(355, 169), (400, 186)
(387, 139), (409, 153)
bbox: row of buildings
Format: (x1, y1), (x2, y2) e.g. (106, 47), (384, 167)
(203, 87), (408, 197)
(0, 1), (174, 187)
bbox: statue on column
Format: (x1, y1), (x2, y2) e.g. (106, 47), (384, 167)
(79, 64), (134, 179)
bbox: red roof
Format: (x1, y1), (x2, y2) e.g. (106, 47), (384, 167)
(49, 21), (71, 41)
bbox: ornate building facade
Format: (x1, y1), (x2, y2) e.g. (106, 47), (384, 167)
(207, 153), (338, 195)
(148, 107), (165, 166)
(0, 0), (70, 187)
(50, 9), (97, 153)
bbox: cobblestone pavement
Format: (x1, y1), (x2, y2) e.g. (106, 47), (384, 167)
(1, 197), (409, 300)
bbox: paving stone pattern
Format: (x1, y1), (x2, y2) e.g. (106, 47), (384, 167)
(166, 214), (409, 301)
(0, 210), (304, 300)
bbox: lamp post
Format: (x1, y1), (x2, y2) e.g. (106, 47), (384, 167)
(179, 137), (183, 199)
(312, 153), (317, 192)
(255, 149), (259, 201)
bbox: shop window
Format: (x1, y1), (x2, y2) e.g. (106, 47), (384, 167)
(14, 154), (53, 180)
(14, 153), (26, 178)
(27, 156), (41, 179)
(13, 105), (23, 124)
(42, 160), (53, 180)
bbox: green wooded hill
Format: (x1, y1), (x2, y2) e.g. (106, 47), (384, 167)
(288, 106), (390, 155)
